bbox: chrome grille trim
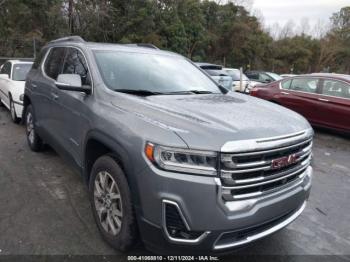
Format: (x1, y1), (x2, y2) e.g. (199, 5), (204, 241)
(221, 150), (311, 178)
(221, 138), (312, 159)
(222, 165), (308, 190)
(221, 128), (313, 153)
(219, 130), (313, 201)
(224, 169), (308, 200)
(222, 155), (311, 185)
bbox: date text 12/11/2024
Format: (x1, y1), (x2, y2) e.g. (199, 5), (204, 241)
(127, 256), (220, 261)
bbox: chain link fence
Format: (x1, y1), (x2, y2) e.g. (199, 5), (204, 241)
(0, 37), (45, 65)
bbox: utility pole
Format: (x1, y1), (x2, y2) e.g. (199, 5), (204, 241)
(68, 0), (74, 35)
(33, 37), (36, 59)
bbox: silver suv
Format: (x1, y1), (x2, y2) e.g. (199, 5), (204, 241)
(23, 36), (313, 254)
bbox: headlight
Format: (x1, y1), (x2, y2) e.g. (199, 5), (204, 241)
(145, 142), (217, 176)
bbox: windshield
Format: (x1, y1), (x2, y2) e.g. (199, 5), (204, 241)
(266, 72), (283, 81)
(224, 69), (249, 81)
(12, 63), (32, 81)
(93, 51), (221, 94)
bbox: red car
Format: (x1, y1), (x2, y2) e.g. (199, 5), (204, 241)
(250, 73), (350, 133)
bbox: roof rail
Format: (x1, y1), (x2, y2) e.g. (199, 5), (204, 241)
(124, 43), (159, 49)
(49, 36), (85, 44)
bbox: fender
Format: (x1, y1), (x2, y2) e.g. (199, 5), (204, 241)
(83, 129), (144, 209)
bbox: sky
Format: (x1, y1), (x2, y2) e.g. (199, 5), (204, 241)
(252, 0), (350, 34)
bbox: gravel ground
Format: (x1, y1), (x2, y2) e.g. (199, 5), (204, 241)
(0, 105), (349, 259)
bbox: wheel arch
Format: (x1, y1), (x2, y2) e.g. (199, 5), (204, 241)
(83, 130), (132, 185)
(22, 94), (31, 119)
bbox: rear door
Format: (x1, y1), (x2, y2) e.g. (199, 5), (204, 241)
(277, 77), (321, 123)
(36, 47), (66, 140)
(0, 62), (12, 107)
(317, 78), (350, 131)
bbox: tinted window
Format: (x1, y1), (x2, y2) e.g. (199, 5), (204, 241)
(246, 72), (258, 80)
(12, 63), (33, 81)
(44, 47), (66, 80)
(281, 79), (292, 89)
(225, 70), (249, 81)
(62, 48), (91, 86)
(290, 78), (318, 93)
(0, 62), (11, 77)
(322, 79), (350, 99)
(94, 51), (220, 93)
(266, 72), (283, 81)
(32, 48), (48, 69)
(259, 73), (272, 82)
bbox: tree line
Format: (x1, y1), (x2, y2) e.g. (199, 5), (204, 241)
(0, 0), (349, 74)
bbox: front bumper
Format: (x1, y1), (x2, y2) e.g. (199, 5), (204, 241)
(136, 164), (312, 254)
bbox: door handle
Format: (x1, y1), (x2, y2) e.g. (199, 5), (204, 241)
(318, 98), (329, 102)
(31, 83), (37, 88)
(281, 91), (289, 95)
(51, 92), (59, 100)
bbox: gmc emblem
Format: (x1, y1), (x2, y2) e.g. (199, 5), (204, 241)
(271, 154), (298, 169)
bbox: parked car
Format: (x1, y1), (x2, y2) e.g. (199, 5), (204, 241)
(250, 73), (350, 133)
(245, 70), (283, 86)
(196, 63), (233, 90)
(23, 36), (313, 254)
(223, 68), (251, 93)
(0, 60), (33, 123)
(281, 74), (297, 78)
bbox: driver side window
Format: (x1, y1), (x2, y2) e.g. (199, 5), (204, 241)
(62, 48), (91, 86)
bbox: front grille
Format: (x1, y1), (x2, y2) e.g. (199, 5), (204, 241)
(220, 137), (312, 200)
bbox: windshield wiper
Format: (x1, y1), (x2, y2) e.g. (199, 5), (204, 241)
(188, 90), (214, 94)
(114, 89), (162, 96)
(163, 90), (214, 95)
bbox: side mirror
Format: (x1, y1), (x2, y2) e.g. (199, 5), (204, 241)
(263, 79), (272, 83)
(0, 74), (9, 79)
(55, 74), (91, 94)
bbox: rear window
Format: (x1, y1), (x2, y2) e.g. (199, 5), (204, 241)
(246, 72), (259, 80)
(44, 47), (66, 80)
(290, 78), (318, 93)
(205, 69), (229, 76)
(32, 48), (48, 69)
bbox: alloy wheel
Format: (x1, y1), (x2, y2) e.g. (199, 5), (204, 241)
(94, 171), (123, 236)
(10, 101), (16, 120)
(26, 112), (35, 144)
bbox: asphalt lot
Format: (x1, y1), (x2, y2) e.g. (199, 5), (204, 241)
(0, 105), (349, 258)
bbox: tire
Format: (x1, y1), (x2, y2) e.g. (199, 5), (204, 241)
(10, 98), (20, 124)
(89, 155), (138, 252)
(25, 104), (43, 152)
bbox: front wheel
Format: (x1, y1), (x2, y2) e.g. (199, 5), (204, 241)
(10, 98), (20, 123)
(25, 104), (43, 152)
(89, 155), (138, 252)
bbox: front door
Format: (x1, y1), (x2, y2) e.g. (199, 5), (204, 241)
(278, 77), (321, 123)
(53, 47), (93, 167)
(0, 62), (12, 108)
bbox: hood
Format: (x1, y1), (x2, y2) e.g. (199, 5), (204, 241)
(12, 80), (25, 89)
(112, 92), (311, 151)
